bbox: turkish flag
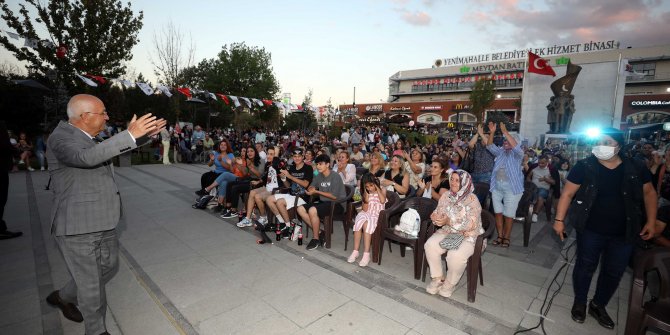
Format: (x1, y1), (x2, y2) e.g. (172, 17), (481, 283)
(528, 52), (556, 76)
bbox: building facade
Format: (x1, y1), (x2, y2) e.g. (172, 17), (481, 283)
(340, 42), (670, 143)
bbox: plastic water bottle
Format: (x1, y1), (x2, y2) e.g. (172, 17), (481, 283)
(414, 217), (420, 236)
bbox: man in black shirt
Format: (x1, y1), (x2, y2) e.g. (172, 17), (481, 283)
(553, 128), (657, 330)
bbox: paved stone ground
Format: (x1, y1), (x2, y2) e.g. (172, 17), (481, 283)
(0, 164), (637, 335)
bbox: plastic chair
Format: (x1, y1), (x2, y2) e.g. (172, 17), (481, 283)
(321, 185), (354, 249)
(377, 197), (438, 279)
(421, 209), (496, 302)
(513, 181), (536, 247)
(369, 191), (400, 263)
(625, 248), (670, 335)
(473, 182), (491, 211)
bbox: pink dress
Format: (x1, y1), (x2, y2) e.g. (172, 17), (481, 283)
(354, 192), (386, 234)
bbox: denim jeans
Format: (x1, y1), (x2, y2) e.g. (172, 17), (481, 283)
(215, 172), (239, 197)
(573, 229), (634, 306)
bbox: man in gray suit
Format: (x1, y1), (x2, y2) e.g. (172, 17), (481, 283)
(46, 94), (166, 335)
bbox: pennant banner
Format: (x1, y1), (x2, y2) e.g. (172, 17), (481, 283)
(240, 97), (252, 108)
(157, 85), (172, 97)
(136, 82), (154, 95)
(76, 73), (98, 87)
(229, 96), (241, 108)
(176, 87), (192, 99)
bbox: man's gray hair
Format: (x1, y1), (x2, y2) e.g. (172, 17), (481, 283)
(66, 100), (79, 119)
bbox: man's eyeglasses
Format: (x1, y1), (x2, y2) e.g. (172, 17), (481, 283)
(84, 111), (108, 116)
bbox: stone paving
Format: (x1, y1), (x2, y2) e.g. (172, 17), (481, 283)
(0, 164), (637, 334)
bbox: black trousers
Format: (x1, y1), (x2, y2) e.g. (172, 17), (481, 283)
(225, 180), (251, 207)
(201, 171), (221, 189)
(0, 170), (7, 231)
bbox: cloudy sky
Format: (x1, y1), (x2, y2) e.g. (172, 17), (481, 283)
(2, 0), (670, 106)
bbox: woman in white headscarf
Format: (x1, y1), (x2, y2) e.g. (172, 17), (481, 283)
(424, 169), (483, 298)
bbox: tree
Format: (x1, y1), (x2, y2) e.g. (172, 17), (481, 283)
(468, 78), (495, 125)
(196, 42), (280, 130)
(0, 0), (143, 90)
(150, 20), (195, 87)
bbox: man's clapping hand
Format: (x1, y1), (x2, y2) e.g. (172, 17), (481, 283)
(127, 113), (167, 139)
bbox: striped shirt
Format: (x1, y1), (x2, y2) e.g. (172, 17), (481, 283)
(487, 144), (525, 195)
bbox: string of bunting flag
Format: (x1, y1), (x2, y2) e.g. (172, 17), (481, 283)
(0, 28), (313, 112)
(74, 72), (309, 111)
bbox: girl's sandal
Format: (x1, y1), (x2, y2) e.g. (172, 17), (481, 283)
(492, 236), (504, 246)
(500, 238), (510, 248)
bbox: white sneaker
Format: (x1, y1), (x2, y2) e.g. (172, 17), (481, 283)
(27, 167), (35, 171)
(18, 160), (24, 165)
(236, 217), (253, 228)
(257, 216), (268, 225)
(40, 167), (45, 171)
(531, 213), (538, 223)
(426, 278), (444, 295)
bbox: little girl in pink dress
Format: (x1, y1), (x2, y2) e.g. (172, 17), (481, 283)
(348, 173), (387, 267)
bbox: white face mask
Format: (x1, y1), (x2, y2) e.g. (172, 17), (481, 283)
(592, 145), (617, 160)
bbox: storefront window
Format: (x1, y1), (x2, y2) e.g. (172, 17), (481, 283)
(632, 63), (656, 78)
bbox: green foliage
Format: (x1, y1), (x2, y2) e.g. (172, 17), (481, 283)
(282, 112), (317, 131)
(0, 0), (144, 91)
(468, 78), (495, 124)
(188, 42), (280, 130)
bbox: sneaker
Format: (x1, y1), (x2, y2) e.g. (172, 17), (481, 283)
(531, 213), (538, 223)
(347, 250), (359, 263)
(306, 238), (320, 250)
(358, 252), (371, 267)
(438, 282), (455, 298)
(257, 216), (268, 225)
(195, 189), (208, 197)
(237, 217), (253, 228)
(28, 167), (35, 171)
(426, 278), (443, 295)
(40, 167), (45, 171)
(18, 160), (24, 165)
(221, 209), (237, 218)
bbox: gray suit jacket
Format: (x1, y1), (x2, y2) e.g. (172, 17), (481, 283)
(46, 121), (145, 236)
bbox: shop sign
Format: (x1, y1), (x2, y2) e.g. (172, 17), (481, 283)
(343, 107), (359, 113)
(365, 104), (383, 112)
(413, 72), (523, 86)
(389, 106), (411, 112)
(437, 40), (618, 66)
(417, 113), (443, 124)
(454, 104), (470, 110)
(360, 116), (382, 122)
(420, 105), (442, 111)
(630, 100), (670, 108)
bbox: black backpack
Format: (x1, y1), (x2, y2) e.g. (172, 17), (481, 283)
(192, 195), (214, 209)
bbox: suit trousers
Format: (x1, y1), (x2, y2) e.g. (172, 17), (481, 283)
(55, 229), (119, 335)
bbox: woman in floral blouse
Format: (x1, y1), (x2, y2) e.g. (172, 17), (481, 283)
(424, 169), (483, 298)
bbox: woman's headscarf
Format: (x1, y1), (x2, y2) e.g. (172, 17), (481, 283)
(446, 169), (474, 203)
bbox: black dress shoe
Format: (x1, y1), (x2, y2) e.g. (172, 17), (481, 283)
(588, 301), (614, 329)
(571, 302), (586, 323)
(46, 290), (83, 323)
(0, 230), (23, 240)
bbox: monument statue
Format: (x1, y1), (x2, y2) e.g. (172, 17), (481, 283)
(546, 61), (582, 133)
